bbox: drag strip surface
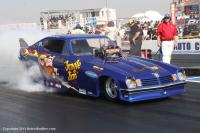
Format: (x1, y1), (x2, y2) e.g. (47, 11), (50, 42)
(0, 82), (200, 133)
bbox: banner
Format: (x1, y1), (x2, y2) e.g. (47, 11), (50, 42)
(139, 39), (200, 54)
(173, 40), (200, 54)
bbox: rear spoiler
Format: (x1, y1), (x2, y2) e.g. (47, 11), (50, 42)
(19, 38), (28, 48)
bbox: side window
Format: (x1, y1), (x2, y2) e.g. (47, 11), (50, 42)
(38, 41), (43, 47)
(62, 41), (69, 55)
(71, 39), (92, 54)
(43, 39), (66, 54)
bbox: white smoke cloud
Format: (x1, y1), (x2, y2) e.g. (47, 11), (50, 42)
(0, 26), (52, 92)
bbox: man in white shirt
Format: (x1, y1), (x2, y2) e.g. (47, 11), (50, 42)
(104, 21), (118, 45)
(71, 24), (85, 34)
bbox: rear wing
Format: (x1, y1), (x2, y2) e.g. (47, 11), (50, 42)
(19, 38), (29, 48)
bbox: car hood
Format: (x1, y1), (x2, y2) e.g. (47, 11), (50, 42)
(81, 55), (175, 79)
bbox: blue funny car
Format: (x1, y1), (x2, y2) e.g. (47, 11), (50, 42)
(19, 34), (186, 102)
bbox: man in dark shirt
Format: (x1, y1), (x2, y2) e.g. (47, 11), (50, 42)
(128, 19), (143, 56)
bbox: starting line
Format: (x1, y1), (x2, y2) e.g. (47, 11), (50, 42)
(186, 77), (200, 83)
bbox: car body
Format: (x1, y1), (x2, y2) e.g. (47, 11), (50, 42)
(19, 34), (186, 102)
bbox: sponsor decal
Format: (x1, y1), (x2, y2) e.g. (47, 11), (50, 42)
(88, 91), (93, 95)
(133, 66), (159, 72)
(64, 60), (81, 81)
(21, 48), (48, 58)
(85, 71), (98, 78)
(93, 66), (104, 71)
(39, 53), (48, 59)
(152, 72), (160, 78)
(143, 66), (159, 70)
(149, 66), (159, 70)
(50, 82), (54, 86)
(22, 49), (29, 56)
(79, 89), (86, 95)
(55, 83), (62, 89)
(22, 49), (39, 57)
(163, 91), (167, 95)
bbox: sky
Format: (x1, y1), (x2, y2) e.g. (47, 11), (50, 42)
(0, 0), (172, 24)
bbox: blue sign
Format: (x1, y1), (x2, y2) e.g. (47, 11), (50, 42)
(87, 17), (97, 26)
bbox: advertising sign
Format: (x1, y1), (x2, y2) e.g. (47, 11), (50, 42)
(140, 39), (200, 55)
(173, 40), (200, 54)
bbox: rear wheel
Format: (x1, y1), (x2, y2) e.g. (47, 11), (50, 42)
(104, 78), (119, 101)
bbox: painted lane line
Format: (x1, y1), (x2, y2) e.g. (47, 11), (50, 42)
(186, 77), (200, 83)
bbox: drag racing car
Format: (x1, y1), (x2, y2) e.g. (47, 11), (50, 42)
(19, 34), (186, 102)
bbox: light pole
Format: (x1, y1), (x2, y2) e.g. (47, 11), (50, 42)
(106, 0), (109, 22)
(199, 0), (200, 26)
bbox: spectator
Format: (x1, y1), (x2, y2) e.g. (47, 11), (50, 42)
(104, 21), (118, 45)
(183, 25), (191, 36)
(71, 24), (85, 34)
(142, 26), (148, 40)
(95, 25), (103, 35)
(147, 26), (153, 40)
(128, 19), (143, 56)
(119, 28), (126, 39)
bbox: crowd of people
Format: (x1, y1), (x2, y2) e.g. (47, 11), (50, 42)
(40, 13), (77, 29)
(177, 11), (200, 37)
(40, 15), (199, 40)
(69, 20), (161, 41)
(179, 22), (200, 37)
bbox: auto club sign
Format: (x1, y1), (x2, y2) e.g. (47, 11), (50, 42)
(173, 39), (200, 54)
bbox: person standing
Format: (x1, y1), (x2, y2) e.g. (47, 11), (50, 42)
(128, 19), (143, 56)
(157, 14), (177, 64)
(104, 21), (118, 45)
(71, 24), (85, 34)
(182, 24), (191, 36)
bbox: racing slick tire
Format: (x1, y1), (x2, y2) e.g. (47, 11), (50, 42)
(104, 78), (119, 101)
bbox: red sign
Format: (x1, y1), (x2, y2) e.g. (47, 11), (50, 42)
(184, 0), (190, 4)
(184, 0), (190, 2)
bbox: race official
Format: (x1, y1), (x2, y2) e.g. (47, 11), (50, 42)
(157, 14), (177, 64)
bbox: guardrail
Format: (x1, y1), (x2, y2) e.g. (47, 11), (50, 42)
(179, 35), (200, 39)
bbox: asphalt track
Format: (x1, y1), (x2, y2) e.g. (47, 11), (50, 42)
(0, 80), (200, 133)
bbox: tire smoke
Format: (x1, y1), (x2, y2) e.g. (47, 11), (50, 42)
(0, 27), (52, 92)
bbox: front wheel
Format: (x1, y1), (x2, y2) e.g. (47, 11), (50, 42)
(104, 78), (119, 101)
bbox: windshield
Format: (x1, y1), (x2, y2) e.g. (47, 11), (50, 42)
(71, 37), (112, 55)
